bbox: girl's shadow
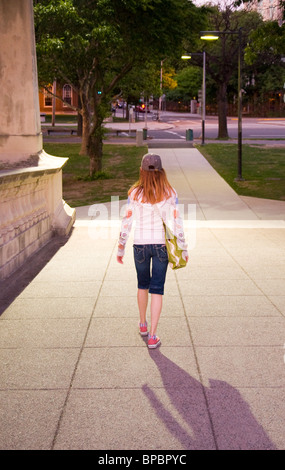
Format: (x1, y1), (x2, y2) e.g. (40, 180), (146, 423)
(142, 349), (276, 450)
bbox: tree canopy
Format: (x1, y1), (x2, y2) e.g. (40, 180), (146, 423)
(35, 0), (205, 175)
(192, 4), (264, 137)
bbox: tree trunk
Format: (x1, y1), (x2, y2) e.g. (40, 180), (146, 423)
(77, 94), (82, 137)
(88, 129), (103, 177)
(217, 82), (229, 139)
(87, 101), (104, 177)
(77, 112), (83, 137)
(80, 100), (91, 156)
(78, 86), (91, 155)
(87, 95), (108, 177)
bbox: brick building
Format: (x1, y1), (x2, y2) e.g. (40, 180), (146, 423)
(39, 82), (78, 114)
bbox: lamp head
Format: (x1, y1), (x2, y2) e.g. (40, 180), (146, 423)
(200, 34), (219, 41)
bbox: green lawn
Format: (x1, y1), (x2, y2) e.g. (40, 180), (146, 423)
(44, 143), (147, 207)
(197, 144), (285, 201)
(43, 142), (285, 206)
(43, 114), (78, 124)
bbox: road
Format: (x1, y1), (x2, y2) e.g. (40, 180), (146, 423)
(43, 110), (285, 146)
(114, 109), (285, 141)
(150, 112), (285, 140)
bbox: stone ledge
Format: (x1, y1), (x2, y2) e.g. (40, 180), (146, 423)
(0, 150), (68, 180)
(0, 151), (75, 280)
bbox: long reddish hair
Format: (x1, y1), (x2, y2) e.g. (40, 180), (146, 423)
(129, 168), (174, 204)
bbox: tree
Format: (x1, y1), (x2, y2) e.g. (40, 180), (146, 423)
(244, 20), (285, 115)
(118, 61), (161, 119)
(166, 66), (202, 102)
(195, 3), (263, 138)
(245, 20), (285, 60)
(35, 0), (204, 177)
(120, 61), (178, 104)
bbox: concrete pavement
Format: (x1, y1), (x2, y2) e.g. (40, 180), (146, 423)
(0, 147), (285, 450)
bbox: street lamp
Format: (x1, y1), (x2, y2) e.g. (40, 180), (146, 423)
(201, 29), (243, 181)
(182, 51), (206, 145)
(158, 59), (166, 121)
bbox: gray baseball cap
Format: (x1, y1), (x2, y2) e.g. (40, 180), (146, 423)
(141, 153), (162, 171)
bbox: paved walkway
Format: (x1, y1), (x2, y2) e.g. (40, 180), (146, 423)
(0, 148), (285, 450)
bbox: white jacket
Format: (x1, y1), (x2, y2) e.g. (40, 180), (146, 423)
(118, 189), (188, 257)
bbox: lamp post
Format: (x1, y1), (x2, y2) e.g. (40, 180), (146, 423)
(201, 29), (243, 181)
(158, 59), (166, 122)
(182, 51), (206, 145)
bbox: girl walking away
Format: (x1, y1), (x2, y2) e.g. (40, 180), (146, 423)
(117, 153), (188, 349)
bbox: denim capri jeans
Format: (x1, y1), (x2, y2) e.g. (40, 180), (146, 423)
(133, 244), (169, 295)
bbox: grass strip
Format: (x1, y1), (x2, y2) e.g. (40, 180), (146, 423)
(197, 144), (285, 201)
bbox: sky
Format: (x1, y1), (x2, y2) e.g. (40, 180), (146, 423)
(193, 0), (239, 6)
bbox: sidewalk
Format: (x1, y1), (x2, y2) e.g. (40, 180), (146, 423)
(0, 148), (285, 450)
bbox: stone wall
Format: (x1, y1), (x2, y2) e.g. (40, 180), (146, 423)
(0, 1), (75, 281)
(0, 152), (76, 280)
(0, 0), (43, 165)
